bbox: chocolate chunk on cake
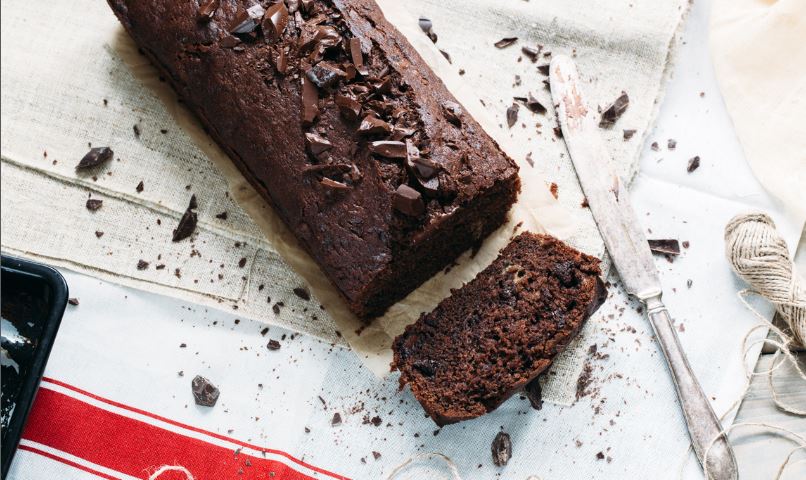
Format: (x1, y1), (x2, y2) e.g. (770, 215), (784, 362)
(392, 233), (606, 425)
(107, 0), (520, 318)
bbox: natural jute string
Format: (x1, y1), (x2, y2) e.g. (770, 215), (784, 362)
(148, 465), (195, 480)
(725, 213), (805, 346)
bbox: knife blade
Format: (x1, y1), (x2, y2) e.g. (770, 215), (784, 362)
(549, 55), (738, 480)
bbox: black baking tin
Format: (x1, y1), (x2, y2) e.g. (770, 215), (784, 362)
(1, 256), (68, 478)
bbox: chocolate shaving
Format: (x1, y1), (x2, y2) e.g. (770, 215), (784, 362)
(192, 375), (220, 407)
(301, 77), (319, 125)
(441, 101), (462, 127)
(197, 0), (220, 22)
(368, 140), (407, 159)
(172, 195), (199, 242)
(262, 2), (289, 40)
(623, 129), (637, 140)
(506, 103), (519, 128)
(86, 199), (103, 211)
(349, 37), (368, 76)
(648, 239), (681, 256)
(491, 432), (512, 466)
(392, 184), (425, 216)
(357, 115), (392, 136)
(229, 5), (264, 34)
(306, 62), (346, 89)
(275, 50), (287, 74)
(599, 91), (629, 128)
(537, 63), (550, 76)
(320, 177), (350, 190)
(68, 298), (80, 306)
(439, 50), (452, 64)
(76, 147), (113, 171)
(687, 156), (700, 173)
(494, 37), (518, 49)
(305, 132), (333, 156)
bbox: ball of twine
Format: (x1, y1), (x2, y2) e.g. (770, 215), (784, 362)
(725, 213), (805, 347)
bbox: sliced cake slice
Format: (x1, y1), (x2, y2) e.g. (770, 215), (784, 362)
(392, 232), (607, 425)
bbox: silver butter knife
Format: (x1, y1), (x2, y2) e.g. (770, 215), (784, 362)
(549, 55), (738, 480)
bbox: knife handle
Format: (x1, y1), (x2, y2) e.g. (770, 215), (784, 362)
(645, 295), (738, 480)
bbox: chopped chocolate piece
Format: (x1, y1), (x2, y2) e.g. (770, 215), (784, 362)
(596, 452), (605, 460)
(667, 138), (677, 150)
(238, 257), (247, 268)
(191, 375), (220, 407)
(306, 62), (346, 89)
(331, 412), (342, 426)
(197, 0), (219, 21)
(521, 45), (541, 62)
(86, 199), (103, 211)
(320, 177), (350, 190)
(407, 145), (438, 180)
(648, 239), (681, 256)
(215, 211), (228, 220)
(349, 37), (368, 76)
(392, 233), (606, 425)
(133, 124), (141, 138)
(524, 378), (543, 410)
(136, 181), (144, 193)
(599, 91), (629, 128)
(334, 94), (361, 121)
(537, 63), (550, 76)
(506, 103), (519, 128)
(155, 264), (165, 270)
(301, 77), (319, 125)
(68, 297), (80, 306)
(392, 184), (424, 216)
(219, 35), (241, 48)
(368, 140), (407, 159)
(261, 2), (288, 40)
(494, 37), (518, 49)
(357, 115), (392, 136)
(137, 259), (149, 270)
(305, 132), (333, 156)
(687, 156), (700, 173)
(172, 196), (198, 242)
(441, 101), (462, 127)
(525, 93), (546, 114)
(267, 339), (281, 350)
(229, 5), (264, 34)
(623, 129), (636, 140)
(418, 17), (437, 43)
(76, 147), (113, 171)
(293, 287), (311, 301)
(491, 432), (512, 466)
(95, 231), (104, 238)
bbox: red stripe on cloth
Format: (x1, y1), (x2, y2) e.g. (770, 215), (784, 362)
(16, 444), (122, 480)
(41, 377), (348, 480)
(21, 387), (341, 480)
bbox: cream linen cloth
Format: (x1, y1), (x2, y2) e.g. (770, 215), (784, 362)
(1, 0), (689, 402)
(710, 0), (806, 226)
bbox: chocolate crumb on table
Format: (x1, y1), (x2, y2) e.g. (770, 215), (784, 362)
(491, 431), (512, 466)
(136, 259), (149, 270)
(191, 375), (220, 407)
(172, 195), (198, 242)
(68, 298), (80, 306)
(506, 103), (520, 128)
(687, 156), (701, 173)
(393, 232), (606, 425)
(85, 199), (103, 211)
(647, 239), (681, 256)
(267, 339), (281, 350)
(135, 180), (144, 193)
(494, 37), (518, 49)
(331, 412), (342, 426)
(293, 287), (311, 301)
(107, 0), (520, 319)
(623, 129), (636, 140)
(599, 92), (629, 128)
(76, 147), (113, 171)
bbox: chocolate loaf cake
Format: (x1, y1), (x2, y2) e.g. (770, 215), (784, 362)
(392, 233), (607, 425)
(107, 0), (520, 318)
